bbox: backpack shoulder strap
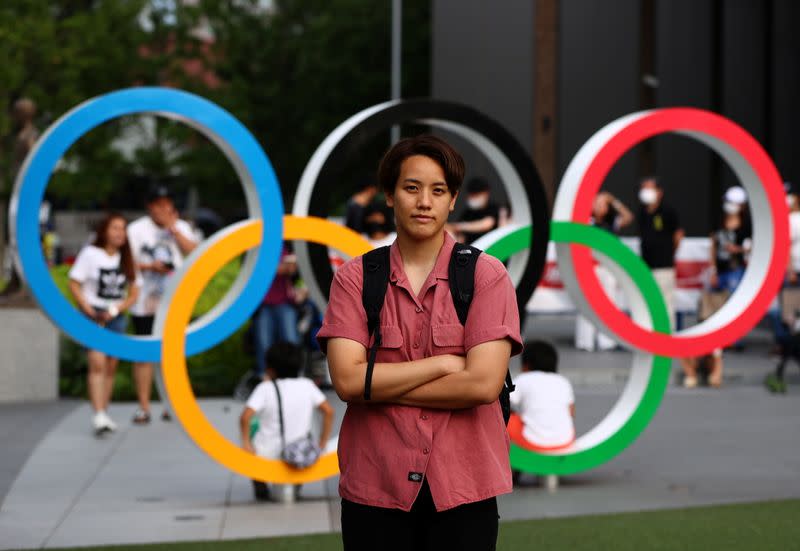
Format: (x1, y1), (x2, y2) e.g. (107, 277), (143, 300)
(448, 243), (515, 393)
(448, 243), (481, 326)
(361, 246), (391, 400)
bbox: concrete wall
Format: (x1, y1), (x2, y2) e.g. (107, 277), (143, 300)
(558, 0), (641, 222)
(431, 0), (795, 235)
(431, 0), (533, 210)
(0, 308), (59, 402)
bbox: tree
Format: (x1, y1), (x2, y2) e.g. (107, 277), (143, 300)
(0, 0), (431, 215)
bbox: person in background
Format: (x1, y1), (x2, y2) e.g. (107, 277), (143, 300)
(127, 185), (198, 424)
(508, 340), (575, 454)
(683, 201), (749, 388)
(345, 181), (378, 233)
(361, 201), (397, 248)
(636, 177), (684, 329)
(767, 182), (800, 356)
(240, 342), (334, 502)
(448, 177), (499, 244)
(724, 185), (752, 239)
(69, 213), (141, 435)
(252, 244), (302, 378)
(575, 192), (634, 351)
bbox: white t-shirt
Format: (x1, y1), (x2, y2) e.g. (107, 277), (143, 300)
(127, 216), (196, 316)
(68, 245), (141, 310)
(246, 378), (326, 459)
(789, 212), (800, 273)
(509, 371), (575, 448)
(365, 233), (397, 249)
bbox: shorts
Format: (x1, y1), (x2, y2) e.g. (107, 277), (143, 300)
(131, 315), (155, 336)
(91, 307), (127, 334)
(507, 413), (574, 452)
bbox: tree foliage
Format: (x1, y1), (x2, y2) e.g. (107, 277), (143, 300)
(1, 0), (431, 214)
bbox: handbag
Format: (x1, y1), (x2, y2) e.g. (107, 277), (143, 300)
(272, 379), (321, 469)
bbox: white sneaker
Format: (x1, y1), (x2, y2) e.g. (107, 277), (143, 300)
(92, 412), (112, 435)
(102, 411), (118, 432)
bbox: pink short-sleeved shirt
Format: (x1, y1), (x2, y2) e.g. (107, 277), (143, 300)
(316, 232), (522, 512)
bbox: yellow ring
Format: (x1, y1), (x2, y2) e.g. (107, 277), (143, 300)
(161, 215), (373, 483)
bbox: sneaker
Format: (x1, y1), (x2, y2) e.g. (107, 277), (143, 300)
(102, 411), (118, 432)
(132, 408), (151, 424)
(252, 480), (271, 502)
(683, 376), (698, 389)
(765, 373), (788, 394)
(92, 412), (112, 436)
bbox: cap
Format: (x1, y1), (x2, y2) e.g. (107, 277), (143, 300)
(145, 184), (173, 204)
(724, 186), (747, 205)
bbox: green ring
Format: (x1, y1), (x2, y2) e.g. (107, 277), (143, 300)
(486, 222), (672, 475)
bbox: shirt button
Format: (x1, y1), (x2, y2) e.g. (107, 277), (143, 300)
(416, 307), (423, 313)
(413, 342), (419, 349)
(423, 448), (430, 455)
(421, 414), (428, 420)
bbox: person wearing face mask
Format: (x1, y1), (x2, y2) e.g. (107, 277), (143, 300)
(636, 177), (684, 329)
(361, 202), (397, 248)
(449, 178), (499, 244)
(345, 181), (379, 233)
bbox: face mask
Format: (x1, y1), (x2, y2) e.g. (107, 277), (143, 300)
(723, 202), (740, 215)
(364, 222), (384, 236)
(638, 188), (658, 205)
(467, 197), (488, 210)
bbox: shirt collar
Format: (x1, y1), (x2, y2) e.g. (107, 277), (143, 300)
(389, 231), (456, 284)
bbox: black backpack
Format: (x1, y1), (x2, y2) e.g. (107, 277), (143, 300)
(360, 243), (515, 424)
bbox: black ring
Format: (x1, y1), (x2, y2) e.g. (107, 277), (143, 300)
(305, 98), (550, 328)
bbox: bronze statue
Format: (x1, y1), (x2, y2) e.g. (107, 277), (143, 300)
(1, 97), (40, 304)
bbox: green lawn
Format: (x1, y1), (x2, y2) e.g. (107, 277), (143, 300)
(38, 499), (800, 551)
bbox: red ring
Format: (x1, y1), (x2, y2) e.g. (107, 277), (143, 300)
(570, 108), (788, 357)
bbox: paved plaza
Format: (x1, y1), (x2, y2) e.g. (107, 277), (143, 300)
(2, 318), (799, 549)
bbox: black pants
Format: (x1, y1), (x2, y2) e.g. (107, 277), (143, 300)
(341, 481), (499, 551)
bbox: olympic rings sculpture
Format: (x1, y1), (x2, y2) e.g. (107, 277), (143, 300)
(10, 88), (788, 482)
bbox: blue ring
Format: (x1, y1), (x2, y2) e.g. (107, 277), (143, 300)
(14, 87), (283, 361)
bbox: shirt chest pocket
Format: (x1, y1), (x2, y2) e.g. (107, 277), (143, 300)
(432, 324), (466, 355)
(375, 326), (405, 363)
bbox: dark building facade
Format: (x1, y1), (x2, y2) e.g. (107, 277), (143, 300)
(432, 0), (799, 236)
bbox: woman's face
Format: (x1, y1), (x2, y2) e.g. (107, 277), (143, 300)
(106, 218), (128, 250)
(386, 155), (457, 243)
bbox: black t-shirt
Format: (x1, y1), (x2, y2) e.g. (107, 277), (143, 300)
(714, 227), (747, 274)
(345, 199), (366, 233)
(458, 203), (499, 244)
(638, 204), (680, 269)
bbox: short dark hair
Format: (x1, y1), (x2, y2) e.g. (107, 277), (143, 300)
(377, 134), (465, 196)
(640, 176), (659, 188)
(466, 177), (490, 194)
(521, 340), (559, 373)
(266, 341), (303, 379)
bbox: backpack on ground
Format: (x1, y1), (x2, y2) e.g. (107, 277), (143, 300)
(360, 243), (515, 424)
